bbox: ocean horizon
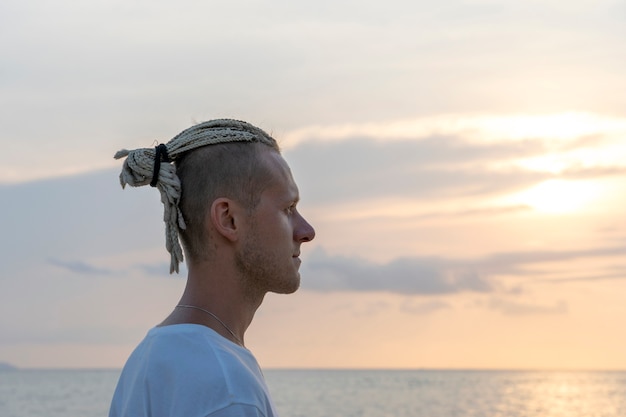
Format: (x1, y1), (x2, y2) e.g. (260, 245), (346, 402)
(1, 368), (625, 416)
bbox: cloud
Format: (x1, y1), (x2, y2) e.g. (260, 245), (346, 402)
(411, 204), (533, 221)
(3, 0), (625, 184)
(452, 246), (626, 285)
(300, 244), (626, 295)
(0, 168), (167, 274)
(0, 324), (143, 345)
(2, 139), (625, 299)
(477, 246), (626, 277)
(538, 266), (626, 283)
(44, 259), (184, 280)
(487, 298), (568, 316)
(560, 165), (626, 180)
(2, 161), (621, 281)
(48, 258), (113, 275)
(285, 134), (626, 207)
(134, 262), (187, 278)
(301, 248), (494, 295)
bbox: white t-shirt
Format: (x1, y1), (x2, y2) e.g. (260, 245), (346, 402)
(109, 324), (278, 417)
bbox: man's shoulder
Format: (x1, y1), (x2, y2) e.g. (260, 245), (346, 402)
(126, 324), (260, 383)
(111, 325), (273, 417)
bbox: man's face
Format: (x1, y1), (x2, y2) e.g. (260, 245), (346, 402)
(235, 150), (316, 296)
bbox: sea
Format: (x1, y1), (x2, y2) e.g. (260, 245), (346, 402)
(1, 369), (625, 417)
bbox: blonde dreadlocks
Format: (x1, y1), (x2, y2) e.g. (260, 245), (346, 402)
(114, 119), (279, 273)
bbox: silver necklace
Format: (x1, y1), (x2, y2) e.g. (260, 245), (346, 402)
(176, 304), (244, 347)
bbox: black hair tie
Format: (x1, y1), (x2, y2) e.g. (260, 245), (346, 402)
(150, 143), (170, 187)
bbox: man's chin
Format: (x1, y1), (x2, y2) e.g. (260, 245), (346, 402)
(272, 274), (301, 295)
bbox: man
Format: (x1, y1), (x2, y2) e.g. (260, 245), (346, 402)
(109, 119), (316, 417)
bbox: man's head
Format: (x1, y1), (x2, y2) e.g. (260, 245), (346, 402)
(232, 149), (316, 296)
(115, 119), (288, 273)
(175, 140), (279, 263)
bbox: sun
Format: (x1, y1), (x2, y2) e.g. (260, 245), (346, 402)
(477, 112), (620, 141)
(513, 179), (602, 214)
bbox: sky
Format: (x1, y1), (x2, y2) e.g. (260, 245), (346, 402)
(1, 0), (625, 370)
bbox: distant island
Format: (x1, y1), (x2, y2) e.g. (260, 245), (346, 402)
(0, 362), (17, 371)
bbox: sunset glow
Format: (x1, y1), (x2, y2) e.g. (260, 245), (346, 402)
(2, 0), (626, 372)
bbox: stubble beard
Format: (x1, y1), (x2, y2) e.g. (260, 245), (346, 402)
(234, 233), (300, 299)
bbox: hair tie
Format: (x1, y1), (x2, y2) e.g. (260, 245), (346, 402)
(150, 143), (170, 187)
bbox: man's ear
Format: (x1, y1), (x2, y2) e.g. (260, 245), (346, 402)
(209, 198), (240, 242)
